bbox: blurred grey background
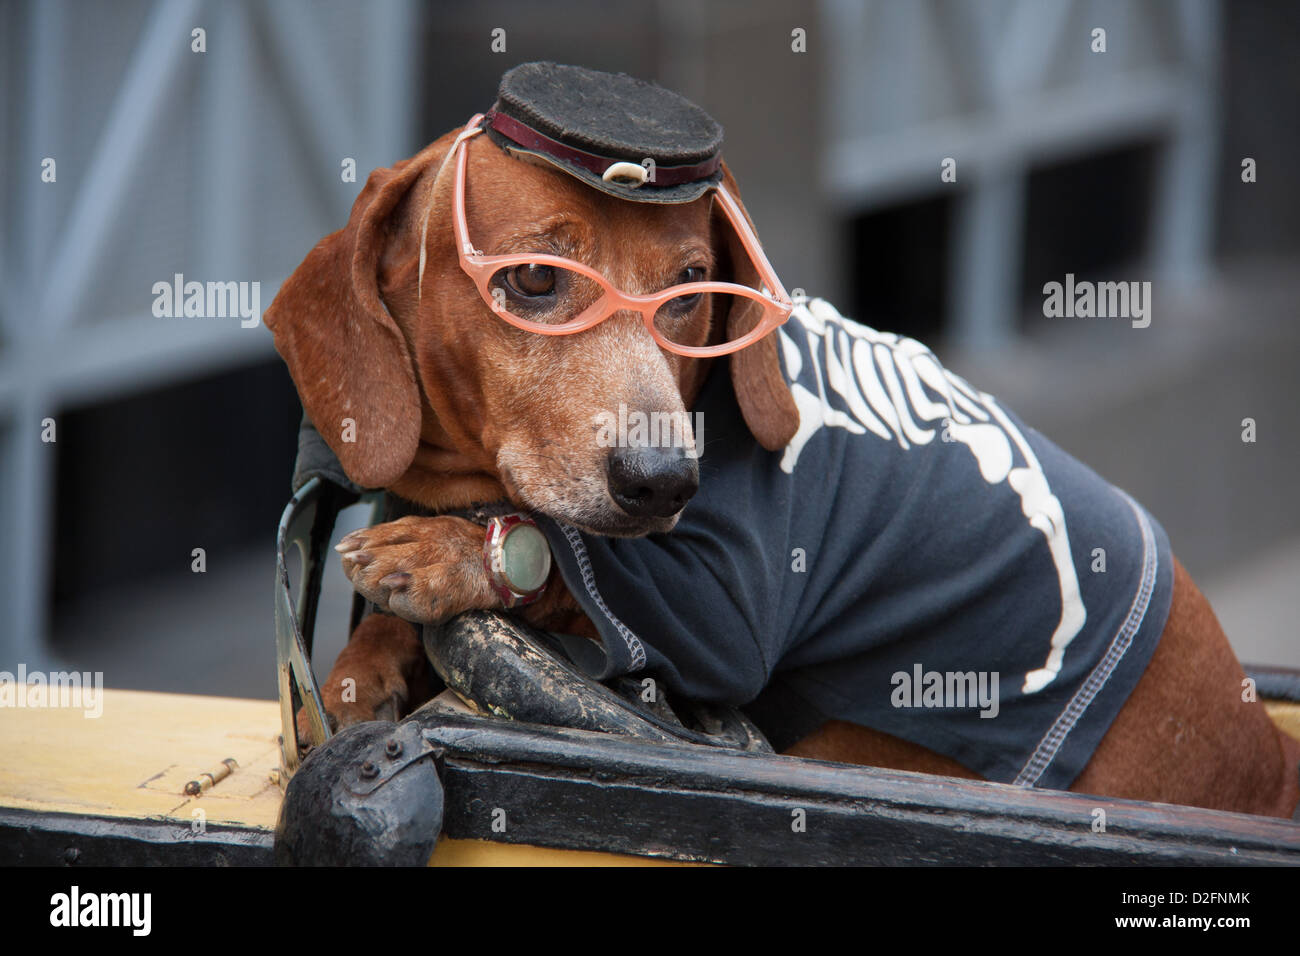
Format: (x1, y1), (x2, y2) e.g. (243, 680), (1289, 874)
(1, 0), (1296, 701)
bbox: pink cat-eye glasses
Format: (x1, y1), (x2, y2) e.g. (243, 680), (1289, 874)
(448, 115), (793, 358)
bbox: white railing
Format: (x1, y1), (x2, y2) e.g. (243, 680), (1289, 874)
(821, 0), (1220, 346)
(0, 0), (417, 666)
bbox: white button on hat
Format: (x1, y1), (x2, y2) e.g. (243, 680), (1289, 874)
(602, 161), (648, 187)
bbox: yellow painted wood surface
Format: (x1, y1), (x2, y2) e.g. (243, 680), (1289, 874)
(1266, 700), (1300, 743)
(429, 839), (687, 866)
(0, 686), (284, 829)
(0, 686), (686, 865)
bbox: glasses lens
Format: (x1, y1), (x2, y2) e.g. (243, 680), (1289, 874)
(653, 289), (765, 349)
(488, 264), (603, 327)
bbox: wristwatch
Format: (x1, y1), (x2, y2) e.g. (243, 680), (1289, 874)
(482, 514), (552, 608)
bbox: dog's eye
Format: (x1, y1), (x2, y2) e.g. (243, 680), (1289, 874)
(505, 264), (556, 298)
(661, 267), (707, 315)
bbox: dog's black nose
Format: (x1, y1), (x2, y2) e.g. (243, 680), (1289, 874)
(607, 445), (699, 519)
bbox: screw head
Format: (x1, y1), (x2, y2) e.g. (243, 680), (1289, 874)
(64, 847), (80, 864)
(385, 739), (403, 759)
(360, 760), (378, 779)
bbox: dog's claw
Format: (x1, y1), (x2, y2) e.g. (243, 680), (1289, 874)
(336, 532), (366, 551)
(345, 550), (374, 567)
(379, 572), (412, 590)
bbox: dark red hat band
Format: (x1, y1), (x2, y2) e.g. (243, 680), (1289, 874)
(483, 109), (722, 188)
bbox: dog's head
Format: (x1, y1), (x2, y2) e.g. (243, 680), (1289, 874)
(266, 122), (798, 536)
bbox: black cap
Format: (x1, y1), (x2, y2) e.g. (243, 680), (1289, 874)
(482, 62), (725, 204)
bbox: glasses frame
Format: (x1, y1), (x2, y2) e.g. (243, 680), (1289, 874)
(450, 115), (793, 358)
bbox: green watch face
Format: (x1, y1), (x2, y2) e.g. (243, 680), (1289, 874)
(501, 523), (551, 593)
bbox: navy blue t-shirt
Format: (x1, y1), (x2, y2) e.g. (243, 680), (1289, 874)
(538, 298), (1173, 791)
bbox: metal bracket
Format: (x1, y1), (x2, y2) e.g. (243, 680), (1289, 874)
(345, 721), (439, 797)
(275, 477), (384, 779)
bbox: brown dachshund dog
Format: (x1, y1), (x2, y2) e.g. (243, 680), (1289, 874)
(265, 114), (1300, 820)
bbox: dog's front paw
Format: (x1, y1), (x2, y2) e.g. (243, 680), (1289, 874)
(335, 516), (498, 624)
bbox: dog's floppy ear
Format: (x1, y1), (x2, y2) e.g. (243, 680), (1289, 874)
(711, 162), (800, 451)
(265, 142), (447, 489)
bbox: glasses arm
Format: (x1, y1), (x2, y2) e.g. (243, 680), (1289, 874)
(711, 186), (792, 306)
(451, 115), (487, 259)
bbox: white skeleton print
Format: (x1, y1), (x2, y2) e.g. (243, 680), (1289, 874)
(777, 299), (1087, 695)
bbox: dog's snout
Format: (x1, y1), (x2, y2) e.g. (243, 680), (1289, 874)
(606, 445), (699, 519)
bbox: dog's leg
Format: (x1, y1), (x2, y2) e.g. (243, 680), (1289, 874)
(298, 613), (432, 736)
(1069, 556), (1300, 817)
(783, 721), (985, 779)
(308, 516), (599, 733)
